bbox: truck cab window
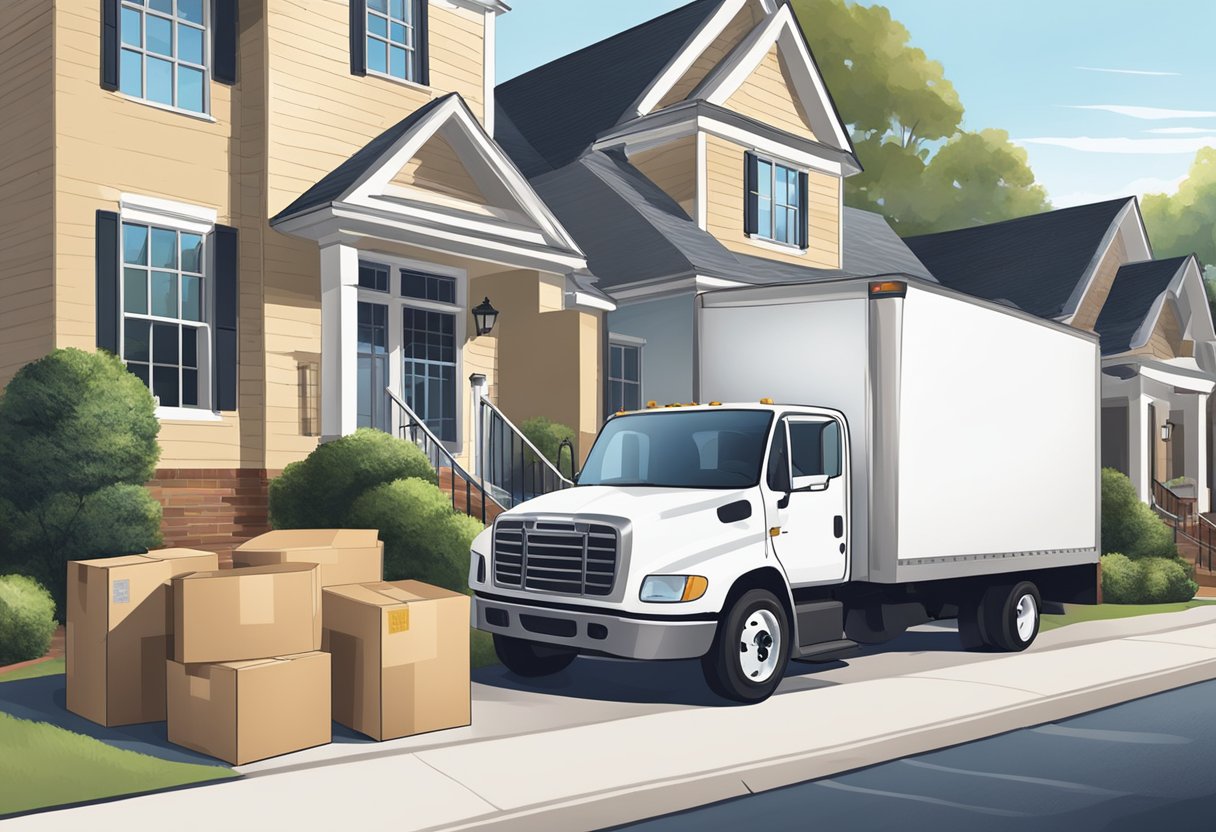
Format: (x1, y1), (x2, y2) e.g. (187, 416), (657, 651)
(767, 425), (790, 492)
(789, 419), (842, 478)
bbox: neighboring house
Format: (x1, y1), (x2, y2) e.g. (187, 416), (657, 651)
(495, 0), (933, 410)
(906, 198), (1216, 513)
(0, 0), (611, 555)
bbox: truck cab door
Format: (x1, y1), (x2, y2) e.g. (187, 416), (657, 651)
(763, 415), (849, 585)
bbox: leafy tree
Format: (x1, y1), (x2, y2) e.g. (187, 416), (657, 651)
(1141, 147), (1216, 268)
(0, 349), (163, 614)
(791, 0), (1049, 233)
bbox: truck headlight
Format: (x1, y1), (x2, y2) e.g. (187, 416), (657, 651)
(640, 575), (709, 603)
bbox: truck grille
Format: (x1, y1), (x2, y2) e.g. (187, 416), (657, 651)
(493, 519), (619, 596)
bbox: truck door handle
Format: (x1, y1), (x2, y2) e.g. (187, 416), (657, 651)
(834, 516), (844, 538)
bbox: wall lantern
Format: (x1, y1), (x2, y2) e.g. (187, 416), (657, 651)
(1161, 421), (1174, 442)
(472, 297), (499, 337)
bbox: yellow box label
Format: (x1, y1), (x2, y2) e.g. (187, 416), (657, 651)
(387, 608), (410, 634)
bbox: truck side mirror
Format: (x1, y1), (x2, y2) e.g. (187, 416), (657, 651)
(792, 473), (830, 492)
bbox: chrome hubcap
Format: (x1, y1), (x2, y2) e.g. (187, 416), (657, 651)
(1015, 593), (1038, 642)
(739, 609), (781, 683)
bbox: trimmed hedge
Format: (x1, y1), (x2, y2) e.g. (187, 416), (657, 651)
(520, 417), (576, 474)
(347, 478), (484, 593)
(269, 429), (437, 530)
(1100, 468), (1176, 559)
(1101, 553), (1197, 604)
(0, 575), (57, 665)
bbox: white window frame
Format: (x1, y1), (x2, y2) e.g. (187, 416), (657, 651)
(353, 253), (467, 451)
(608, 333), (646, 413)
(365, 0), (425, 88)
(117, 0), (212, 118)
(117, 197), (219, 421)
(748, 155), (806, 251)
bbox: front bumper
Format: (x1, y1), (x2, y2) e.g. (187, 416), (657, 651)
(472, 593), (718, 661)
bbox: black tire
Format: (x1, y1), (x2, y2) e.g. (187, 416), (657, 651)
(493, 634), (578, 677)
(701, 588), (791, 704)
(979, 581), (1041, 652)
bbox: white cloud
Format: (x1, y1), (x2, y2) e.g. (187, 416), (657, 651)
(1051, 173), (1187, 208)
(1017, 135), (1216, 154)
(1063, 104), (1216, 120)
(1075, 66), (1180, 77)
(1146, 126), (1215, 134)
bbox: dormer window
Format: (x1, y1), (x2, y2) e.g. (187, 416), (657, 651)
(744, 152), (809, 250)
(352, 0), (430, 86)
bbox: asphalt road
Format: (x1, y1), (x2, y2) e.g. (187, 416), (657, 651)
(605, 679), (1216, 832)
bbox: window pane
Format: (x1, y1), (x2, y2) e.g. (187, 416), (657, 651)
(152, 322), (179, 365)
(149, 0), (172, 12)
(179, 25), (204, 65)
(623, 346), (639, 382)
(610, 346), (622, 378)
(151, 228), (177, 269)
(391, 0), (405, 19)
(180, 233), (203, 273)
(182, 369), (199, 406)
(119, 48), (143, 97)
(368, 0), (387, 11)
(368, 13), (388, 37)
(182, 326), (199, 368)
(787, 208), (799, 244)
(128, 362), (150, 387)
(757, 161), (771, 197)
(153, 366), (180, 407)
(775, 207), (788, 243)
(390, 21), (406, 43)
(121, 7), (143, 47)
(147, 56), (173, 105)
(178, 0), (204, 25)
(389, 45), (407, 79)
(366, 37), (387, 73)
(178, 65), (204, 112)
(758, 199), (771, 239)
(151, 271), (178, 317)
(123, 224), (148, 265)
(125, 318), (150, 362)
(182, 275), (202, 321)
(624, 384), (640, 412)
(124, 268), (148, 314)
(147, 15), (173, 56)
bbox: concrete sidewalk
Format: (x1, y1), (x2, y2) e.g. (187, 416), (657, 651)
(7, 611), (1216, 832)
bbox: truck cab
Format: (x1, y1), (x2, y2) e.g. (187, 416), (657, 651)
(469, 402), (858, 702)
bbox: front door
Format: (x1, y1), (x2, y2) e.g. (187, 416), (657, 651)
(357, 301), (391, 432)
(762, 414), (849, 585)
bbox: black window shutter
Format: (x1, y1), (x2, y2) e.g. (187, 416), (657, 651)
(95, 211), (120, 353)
(214, 225), (239, 412)
(743, 152), (759, 236)
(350, 0), (367, 76)
(798, 171), (810, 249)
(101, 0), (119, 91)
(416, 0), (430, 86)
(213, 0), (238, 85)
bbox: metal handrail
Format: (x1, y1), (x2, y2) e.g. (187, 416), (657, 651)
(1195, 513), (1216, 574)
(385, 387), (494, 523)
(478, 396), (575, 487)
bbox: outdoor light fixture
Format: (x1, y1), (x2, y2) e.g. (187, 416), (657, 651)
(472, 297), (499, 337)
(1161, 421), (1174, 442)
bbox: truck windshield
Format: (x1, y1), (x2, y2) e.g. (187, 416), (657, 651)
(578, 410), (774, 489)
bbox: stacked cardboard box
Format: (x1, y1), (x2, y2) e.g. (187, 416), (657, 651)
(167, 563), (330, 765)
(233, 529), (383, 588)
(322, 580), (471, 741)
(67, 549), (218, 726)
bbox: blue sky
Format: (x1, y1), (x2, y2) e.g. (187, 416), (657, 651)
(497, 0), (1216, 208)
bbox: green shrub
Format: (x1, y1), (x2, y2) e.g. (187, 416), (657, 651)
(520, 416), (576, 474)
(347, 478), (484, 593)
(0, 349), (162, 615)
(1101, 553), (1197, 604)
(0, 575), (57, 665)
(1100, 468), (1177, 559)
(269, 429), (437, 529)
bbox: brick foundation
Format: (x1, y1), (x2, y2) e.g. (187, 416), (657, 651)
(146, 469), (277, 567)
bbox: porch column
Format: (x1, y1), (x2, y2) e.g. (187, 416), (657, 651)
(1184, 392), (1210, 513)
(320, 241), (359, 441)
(1127, 391), (1152, 503)
(469, 373), (488, 478)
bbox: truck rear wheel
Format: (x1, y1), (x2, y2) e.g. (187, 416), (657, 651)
(493, 634), (577, 677)
(701, 589), (790, 704)
(979, 581), (1041, 652)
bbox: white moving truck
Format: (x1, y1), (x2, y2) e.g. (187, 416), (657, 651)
(469, 278), (1100, 702)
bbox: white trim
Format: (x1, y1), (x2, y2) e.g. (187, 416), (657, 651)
(445, 0), (509, 13)
(607, 273), (750, 304)
(483, 8), (496, 136)
(696, 130), (708, 229)
(690, 4), (851, 153)
(608, 332), (647, 347)
(1062, 200), (1152, 323)
(366, 69), (432, 94)
(746, 233), (806, 256)
(155, 406), (223, 422)
(114, 92), (218, 123)
(120, 194), (217, 234)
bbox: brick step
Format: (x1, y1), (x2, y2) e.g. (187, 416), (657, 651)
(438, 467), (503, 524)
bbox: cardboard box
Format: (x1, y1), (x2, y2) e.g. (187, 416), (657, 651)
(67, 549), (219, 727)
(322, 580), (471, 741)
(232, 529), (383, 588)
(173, 563), (322, 664)
(166, 651), (331, 765)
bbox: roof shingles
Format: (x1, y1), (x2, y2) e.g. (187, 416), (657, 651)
(1094, 256), (1190, 356)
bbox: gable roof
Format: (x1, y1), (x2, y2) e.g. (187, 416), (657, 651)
(903, 198), (1133, 318)
(1094, 256), (1192, 355)
(495, 0), (725, 178)
(532, 149), (931, 291)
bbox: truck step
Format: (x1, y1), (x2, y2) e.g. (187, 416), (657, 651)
(793, 638), (858, 662)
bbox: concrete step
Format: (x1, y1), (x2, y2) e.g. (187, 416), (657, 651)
(438, 467), (504, 524)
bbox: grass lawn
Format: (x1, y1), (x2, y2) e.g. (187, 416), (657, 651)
(1040, 599), (1215, 632)
(0, 711), (236, 818)
(0, 658), (65, 684)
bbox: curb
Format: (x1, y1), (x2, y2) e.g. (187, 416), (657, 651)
(427, 655), (1216, 832)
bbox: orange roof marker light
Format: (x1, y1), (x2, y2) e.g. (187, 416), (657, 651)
(709, 401), (723, 406)
(759, 397), (774, 405)
(646, 401), (659, 409)
(869, 280), (907, 299)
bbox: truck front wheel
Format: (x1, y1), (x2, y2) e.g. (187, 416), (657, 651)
(493, 634), (578, 677)
(701, 589), (790, 703)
